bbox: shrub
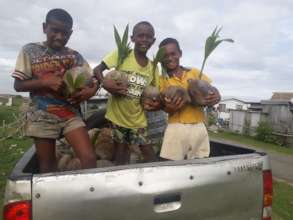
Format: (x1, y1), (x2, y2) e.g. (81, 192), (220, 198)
(255, 121), (276, 143)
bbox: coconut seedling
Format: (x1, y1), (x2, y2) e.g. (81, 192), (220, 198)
(141, 48), (165, 107)
(104, 24), (131, 86)
(188, 26), (234, 106)
(161, 85), (191, 107)
(63, 66), (87, 97)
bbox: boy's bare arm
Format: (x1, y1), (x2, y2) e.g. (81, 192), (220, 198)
(93, 62), (107, 83)
(14, 75), (63, 92)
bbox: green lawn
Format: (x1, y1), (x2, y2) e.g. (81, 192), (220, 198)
(0, 137), (32, 219)
(273, 181), (293, 220)
(209, 131), (293, 156)
(0, 96), (23, 124)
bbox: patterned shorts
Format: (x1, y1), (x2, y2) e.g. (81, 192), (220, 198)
(112, 124), (151, 145)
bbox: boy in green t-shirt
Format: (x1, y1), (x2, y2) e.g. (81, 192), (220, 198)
(94, 21), (160, 165)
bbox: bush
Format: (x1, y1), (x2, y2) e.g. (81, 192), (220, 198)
(255, 121), (277, 143)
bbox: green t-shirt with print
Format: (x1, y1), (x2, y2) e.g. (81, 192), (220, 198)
(103, 50), (159, 129)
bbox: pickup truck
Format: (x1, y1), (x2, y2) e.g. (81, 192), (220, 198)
(3, 111), (272, 220)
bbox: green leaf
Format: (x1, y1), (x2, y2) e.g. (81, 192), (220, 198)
(152, 47), (165, 74)
(113, 24), (132, 70)
(122, 24), (129, 47)
(65, 71), (74, 88)
(114, 25), (122, 49)
(91, 129), (100, 145)
(74, 74), (86, 89)
(199, 26), (234, 79)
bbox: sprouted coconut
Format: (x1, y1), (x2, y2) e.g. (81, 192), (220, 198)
(188, 26), (233, 106)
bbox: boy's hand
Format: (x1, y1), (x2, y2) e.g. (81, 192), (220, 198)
(163, 97), (185, 113)
(143, 98), (162, 111)
(43, 75), (63, 92)
(204, 87), (221, 106)
(102, 78), (128, 96)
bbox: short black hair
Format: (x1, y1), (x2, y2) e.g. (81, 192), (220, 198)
(159, 38), (181, 51)
(46, 8), (73, 28)
(132, 21), (155, 36)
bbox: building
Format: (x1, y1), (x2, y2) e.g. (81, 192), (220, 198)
(215, 98), (250, 121)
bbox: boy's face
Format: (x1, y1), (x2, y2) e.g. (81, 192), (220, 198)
(131, 24), (155, 53)
(161, 43), (182, 71)
(43, 19), (72, 50)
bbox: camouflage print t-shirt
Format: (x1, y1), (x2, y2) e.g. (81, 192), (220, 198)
(12, 42), (92, 119)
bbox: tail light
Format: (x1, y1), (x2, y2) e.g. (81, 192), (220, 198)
(262, 170), (273, 220)
(3, 200), (31, 220)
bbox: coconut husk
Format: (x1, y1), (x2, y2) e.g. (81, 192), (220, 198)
(161, 86), (191, 106)
(187, 79), (217, 106)
(65, 158), (82, 171)
(129, 144), (143, 164)
(96, 159), (114, 168)
(142, 86), (160, 101)
(104, 70), (128, 87)
(141, 86), (161, 108)
(56, 138), (72, 155)
(55, 149), (63, 161)
(95, 128), (114, 160)
(57, 154), (72, 171)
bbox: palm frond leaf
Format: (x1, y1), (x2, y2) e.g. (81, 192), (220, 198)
(113, 24), (132, 70)
(199, 26), (234, 79)
(152, 47), (165, 74)
(74, 74), (86, 89)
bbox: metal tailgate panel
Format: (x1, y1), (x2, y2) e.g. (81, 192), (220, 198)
(32, 156), (263, 220)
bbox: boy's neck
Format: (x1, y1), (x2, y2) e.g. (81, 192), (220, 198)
(43, 41), (65, 52)
(168, 66), (183, 79)
(134, 49), (148, 67)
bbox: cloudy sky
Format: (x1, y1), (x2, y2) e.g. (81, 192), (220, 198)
(0, 0), (292, 101)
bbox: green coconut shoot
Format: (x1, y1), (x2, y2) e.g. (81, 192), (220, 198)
(114, 24), (132, 70)
(199, 26), (234, 79)
(64, 68), (86, 96)
(152, 47), (165, 75)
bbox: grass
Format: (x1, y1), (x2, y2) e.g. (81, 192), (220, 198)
(209, 131), (293, 156)
(273, 181), (293, 219)
(0, 96), (31, 219)
(0, 96), (23, 124)
(0, 137), (32, 219)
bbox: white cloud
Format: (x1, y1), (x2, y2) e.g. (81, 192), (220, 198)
(0, 0), (292, 100)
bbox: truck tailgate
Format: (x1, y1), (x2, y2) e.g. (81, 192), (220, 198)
(32, 154), (264, 220)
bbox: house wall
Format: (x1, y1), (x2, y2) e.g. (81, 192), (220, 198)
(215, 99), (250, 121)
(229, 110), (246, 133)
(217, 99), (249, 111)
(229, 110), (264, 135)
(263, 104), (293, 132)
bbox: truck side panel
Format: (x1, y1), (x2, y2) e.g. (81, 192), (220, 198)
(32, 155), (264, 220)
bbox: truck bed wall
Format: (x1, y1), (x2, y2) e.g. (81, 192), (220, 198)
(11, 141), (256, 178)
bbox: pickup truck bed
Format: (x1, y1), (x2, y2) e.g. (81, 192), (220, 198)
(4, 140), (272, 220)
